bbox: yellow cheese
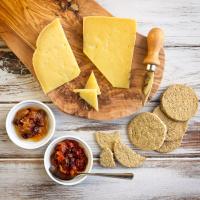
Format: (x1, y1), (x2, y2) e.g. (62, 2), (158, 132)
(83, 16), (136, 88)
(73, 89), (98, 111)
(74, 71), (100, 111)
(33, 18), (80, 94)
(85, 71), (101, 95)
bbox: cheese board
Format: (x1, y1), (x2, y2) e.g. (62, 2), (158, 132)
(0, 0), (165, 120)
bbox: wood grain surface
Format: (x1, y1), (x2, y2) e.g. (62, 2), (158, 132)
(0, 158), (199, 200)
(0, 0), (199, 199)
(0, 0), (165, 120)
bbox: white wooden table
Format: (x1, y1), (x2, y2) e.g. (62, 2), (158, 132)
(0, 0), (199, 199)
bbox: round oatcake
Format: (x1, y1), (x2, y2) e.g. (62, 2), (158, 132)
(161, 84), (198, 121)
(128, 112), (167, 150)
(153, 106), (188, 141)
(113, 142), (145, 168)
(100, 148), (116, 168)
(95, 131), (120, 151)
(156, 138), (182, 153)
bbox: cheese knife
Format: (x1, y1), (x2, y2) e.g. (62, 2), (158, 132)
(142, 28), (164, 105)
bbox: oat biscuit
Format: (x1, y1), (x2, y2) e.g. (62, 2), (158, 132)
(113, 142), (145, 168)
(95, 131), (120, 150)
(128, 112), (167, 150)
(156, 138), (182, 153)
(161, 84), (198, 121)
(100, 148), (116, 168)
(153, 106), (188, 141)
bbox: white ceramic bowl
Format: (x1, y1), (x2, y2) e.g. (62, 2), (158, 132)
(6, 100), (56, 149)
(44, 135), (93, 186)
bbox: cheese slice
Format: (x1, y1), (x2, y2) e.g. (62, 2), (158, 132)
(83, 16), (136, 88)
(85, 71), (101, 95)
(33, 18), (80, 94)
(74, 89), (98, 111)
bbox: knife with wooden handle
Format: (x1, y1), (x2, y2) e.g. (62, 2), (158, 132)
(142, 28), (164, 105)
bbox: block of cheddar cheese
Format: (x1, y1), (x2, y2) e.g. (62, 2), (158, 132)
(33, 18), (80, 94)
(83, 16), (136, 88)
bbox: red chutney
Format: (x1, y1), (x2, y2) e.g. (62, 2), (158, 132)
(50, 140), (88, 180)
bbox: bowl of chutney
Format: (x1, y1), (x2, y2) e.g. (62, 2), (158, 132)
(44, 135), (93, 185)
(6, 100), (55, 149)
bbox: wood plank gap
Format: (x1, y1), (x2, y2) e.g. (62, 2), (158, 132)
(0, 101), (52, 104)
(0, 100), (199, 104)
(1, 156), (200, 162)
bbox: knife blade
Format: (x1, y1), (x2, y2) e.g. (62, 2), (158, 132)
(142, 28), (164, 105)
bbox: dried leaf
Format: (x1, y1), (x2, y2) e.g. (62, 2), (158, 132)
(70, 3), (79, 12)
(60, 0), (68, 11)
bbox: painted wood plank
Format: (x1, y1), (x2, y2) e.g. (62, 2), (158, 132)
(0, 51), (49, 102)
(152, 47), (200, 101)
(0, 103), (199, 158)
(0, 158), (199, 199)
(0, 47), (200, 102)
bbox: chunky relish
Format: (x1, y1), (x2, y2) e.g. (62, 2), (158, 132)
(50, 139), (88, 180)
(13, 107), (48, 141)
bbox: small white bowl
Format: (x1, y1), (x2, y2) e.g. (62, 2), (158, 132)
(44, 135), (93, 186)
(6, 100), (56, 149)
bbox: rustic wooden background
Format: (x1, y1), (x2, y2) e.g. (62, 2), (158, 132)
(0, 0), (199, 199)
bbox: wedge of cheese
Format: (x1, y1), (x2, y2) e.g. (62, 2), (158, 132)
(85, 71), (101, 95)
(33, 18), (80, 94)
(73, 89), (98, 111)
(83, 16), (136, 88)
(73, 71), (100, 111)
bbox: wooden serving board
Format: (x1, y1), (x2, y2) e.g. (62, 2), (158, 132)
(0, 0), (165, 120)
